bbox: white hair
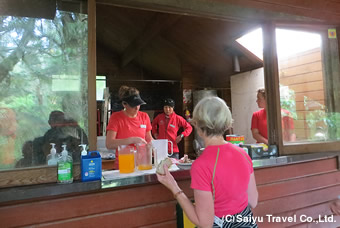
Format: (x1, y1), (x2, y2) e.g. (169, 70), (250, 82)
(192, 96), (233, 136)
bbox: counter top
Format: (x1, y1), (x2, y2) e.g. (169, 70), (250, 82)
(101, 151), (340, 189)
(1, 151), (340, 205)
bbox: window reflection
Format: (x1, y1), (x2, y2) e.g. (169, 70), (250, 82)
(277, 28), (340, 143)
(0, 11), (88, 169)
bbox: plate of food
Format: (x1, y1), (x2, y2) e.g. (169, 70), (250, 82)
(177, 155), (194, 170)
(177, 163), (193, 170)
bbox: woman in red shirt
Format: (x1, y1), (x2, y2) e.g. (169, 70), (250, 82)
(152, 98), (192, 159)
(251, 88), (268, 144)
(157, 96), (258, 227)
(251, 88), (296, 144)
(106, 86), (153, 169)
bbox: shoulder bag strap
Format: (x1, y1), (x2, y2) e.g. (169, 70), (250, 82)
(211, 148), (220, 201)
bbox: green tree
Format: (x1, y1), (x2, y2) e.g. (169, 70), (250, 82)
(0, 11), (88, 168)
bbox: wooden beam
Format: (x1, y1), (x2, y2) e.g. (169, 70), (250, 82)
(217, 0), (340, 25)
(121, 13), (181, 67)
(0, 0), (56, 19)
(88, 0), (97, 151)
(224, 41), (263, 65)
(262, 23), (282, 149)
(97, 0), (322, 24)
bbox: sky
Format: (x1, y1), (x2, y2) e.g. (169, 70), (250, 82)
(236, 27), (322, 60)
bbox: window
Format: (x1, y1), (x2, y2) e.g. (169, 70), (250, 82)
(0, 7), (88, 172)
(276, 28), (340, 146)
(96, 76), (106, 101)
(236, 27), (263, 60)
(234, 25), (340, 154)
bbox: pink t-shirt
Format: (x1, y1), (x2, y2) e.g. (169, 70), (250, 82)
(190, 143), (253, 217)
(106, 110), (152, 169)
(251, 109), (267, 140)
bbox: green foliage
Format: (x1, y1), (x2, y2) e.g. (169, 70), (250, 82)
(304, 96), (340, 140)
(280, 85), (297, 120)
(0, 11), (88, 169)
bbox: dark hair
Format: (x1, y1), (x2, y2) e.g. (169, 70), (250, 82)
(118, 85), (140, 100)
(48, 111), (65, 127)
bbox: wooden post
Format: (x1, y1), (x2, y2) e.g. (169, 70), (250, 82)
(262, 23), (283, 151)
(88, 0), (97, 150)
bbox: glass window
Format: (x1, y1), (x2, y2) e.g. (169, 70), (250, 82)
(0, 10), (88, 169)
(276, 28), (340, 144)
(96, 76), (106, 101)
(236, 27), (263, 60)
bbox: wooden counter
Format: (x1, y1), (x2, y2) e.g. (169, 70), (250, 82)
(1, 152), (340, 227)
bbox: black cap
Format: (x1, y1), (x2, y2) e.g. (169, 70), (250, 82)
(122, 94), (146, 107)
(164, 98), (175, 108)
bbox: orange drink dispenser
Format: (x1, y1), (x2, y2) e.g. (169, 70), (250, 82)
(136, 143), (153, 170)
(118, 145), (135, 173)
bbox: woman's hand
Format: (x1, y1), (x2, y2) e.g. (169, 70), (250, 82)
(331, 199), (340, 215)
(128, 137), (147, 145)
(156, 164), (180, 194)
(175, 135), (182, 144)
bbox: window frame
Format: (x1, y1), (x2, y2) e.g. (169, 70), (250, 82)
(263, 23), (340, 155)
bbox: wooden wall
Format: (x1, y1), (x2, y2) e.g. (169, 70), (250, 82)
(253, 157), (339, 227)
(279, 47), (324, 140)
(0, 157), (338, 227)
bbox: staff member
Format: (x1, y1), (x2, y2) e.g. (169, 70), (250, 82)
(152, 98), (192, 159)
(251, 88), (296, 144)
(106, 85), (153, 169)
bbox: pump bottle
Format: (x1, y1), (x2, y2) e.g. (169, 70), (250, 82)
(57, 144), (73, 184)
(47, 143), (58, 166)
(79, 144), (87, 157)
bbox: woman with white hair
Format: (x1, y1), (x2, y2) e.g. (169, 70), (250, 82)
(157, 96), (258, 227)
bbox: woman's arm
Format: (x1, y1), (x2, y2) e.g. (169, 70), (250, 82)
(251, 128), (268, 144)
(247, 172), (258, 208)
(151, 116), (159, 139)
(157, 166), (214, 228)
(145, 130), (153, 143)
(331, 199), (340, 215)
(180, 116), (193, 137)
(106, 130), (147, 149)
(175, 189), (214, 228)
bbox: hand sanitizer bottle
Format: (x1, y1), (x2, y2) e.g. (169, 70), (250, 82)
(47, 143), (58, 166)
(57, 144), (73, 184)
(79, 144), (87, 157)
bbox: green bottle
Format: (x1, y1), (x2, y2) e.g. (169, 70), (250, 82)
(57, 144), (73, 184)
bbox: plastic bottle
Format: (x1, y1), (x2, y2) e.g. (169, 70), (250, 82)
(47, 143), (58, 166)
(79, 144), (87, 157)
(57, 144), (73, 184)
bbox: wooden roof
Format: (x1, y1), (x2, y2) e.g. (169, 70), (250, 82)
(96, 5), (263, 81)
